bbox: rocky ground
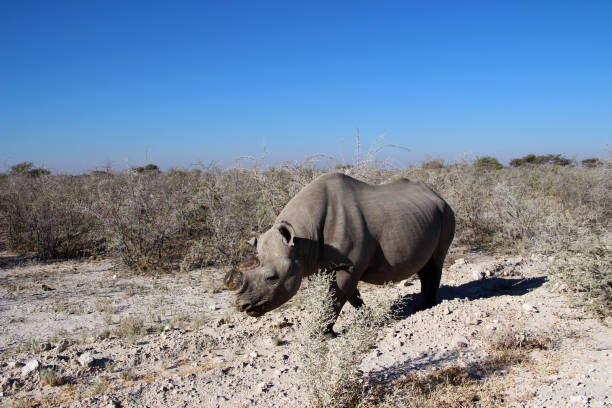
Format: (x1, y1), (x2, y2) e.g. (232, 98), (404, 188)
(0, 250), (610, 407)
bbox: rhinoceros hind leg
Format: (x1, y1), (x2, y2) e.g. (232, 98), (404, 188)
(417, 258), (442, 309)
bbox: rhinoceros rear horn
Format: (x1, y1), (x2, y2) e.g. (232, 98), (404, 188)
(224, 269), (243, 290)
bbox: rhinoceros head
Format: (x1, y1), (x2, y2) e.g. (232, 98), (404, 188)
(225, 221), (304, 317)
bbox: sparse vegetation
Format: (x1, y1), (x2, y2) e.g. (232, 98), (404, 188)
(1, 153), (610, 320)
(361, 330), (553, 407)
(297, 274), (395, 408)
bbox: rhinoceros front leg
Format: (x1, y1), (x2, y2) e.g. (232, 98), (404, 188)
(347, 289), (364, 308)
(323, 270), (362, 338)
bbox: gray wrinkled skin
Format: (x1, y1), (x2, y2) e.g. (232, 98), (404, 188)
(227, 173), (455, 330)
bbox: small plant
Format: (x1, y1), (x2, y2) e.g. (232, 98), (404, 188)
(170, 312), (191, 330)
(40, 367), (67, 386)
(112, 316), (146, 340)
(10, 400), (35, 408)
(120, 369), (139, 382)
(192, 312), (209, 328)
(89, 375), (111, 396)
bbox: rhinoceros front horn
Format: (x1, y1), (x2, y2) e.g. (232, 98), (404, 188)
(224, 268), (243, 290)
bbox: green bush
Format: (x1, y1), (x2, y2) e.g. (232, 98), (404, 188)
(473, 156), (503, 170)
(581, 157), (602, 168)
(420, 159), (445, 170)
(510, 153), (574, 167)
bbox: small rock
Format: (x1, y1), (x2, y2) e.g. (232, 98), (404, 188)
(443, 307), (452, 315)
(472, 270), (485, 281)
(78, 352), (95, 367)
(466, 317), (481, 325)
(249, 351), (259, 359)
(398, 279), (413, 287)
(8, 361), (25, 369)
(257, 381), (272, 393)
(209, 304), (218, 311)
(112, 274), (118, 280)
(454, 258), (466, 265)
(39, 342), (52, 351)
(216, 318), (226, 327)
(570, 395), (585, 403)
(21, 359), (40, 377)
(163, 325), (172, 332)
(522, 303), (538, 313)
(452, 335), (469, 348)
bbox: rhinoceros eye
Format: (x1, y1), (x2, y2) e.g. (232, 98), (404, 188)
(265, 272), (280, 282)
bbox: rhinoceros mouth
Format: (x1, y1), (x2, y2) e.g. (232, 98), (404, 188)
(243, 301), (269, 317)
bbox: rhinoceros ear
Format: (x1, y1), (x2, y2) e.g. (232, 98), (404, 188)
(278, 221), (295, 247)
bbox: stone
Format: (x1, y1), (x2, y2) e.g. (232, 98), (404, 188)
(472, 270), (486, 281)
(21, 359), (40, 377)
(398, 279), (413, 287)
(209, 304), (219, 311)
(39, 342), (52, 351)
(78, 352), (95, 367)
(8, 361), (25, 369)
(452, 335), (469, 348)
(522, 303), (538, 313)
(56, 339), (70, 352)
(466, 317), (481, 325)
(257, 381), (272, 393)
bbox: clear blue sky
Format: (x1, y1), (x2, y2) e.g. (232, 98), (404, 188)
(1, 1), (611, 172)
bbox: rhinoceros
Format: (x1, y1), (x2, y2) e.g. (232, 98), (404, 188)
(225, 172), (455, 333)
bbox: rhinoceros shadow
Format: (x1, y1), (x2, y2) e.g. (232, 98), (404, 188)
(390, 276), (547, 320)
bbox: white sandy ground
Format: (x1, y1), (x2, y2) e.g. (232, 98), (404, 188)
(0, 250), (610, 407)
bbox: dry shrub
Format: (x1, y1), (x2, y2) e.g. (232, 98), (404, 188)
(112, 316), (147, 340)
(1, 174), (103, 258)
(297, 274), (395, 408)
(181, 163), (318, 270)
(546, 231), (612, 321)
(1, 154), (609, 285)
(40, 367), (67, 387)
(89, 170), (200, 271)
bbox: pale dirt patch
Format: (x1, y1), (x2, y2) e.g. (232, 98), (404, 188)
(1, 251), (610, 407)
